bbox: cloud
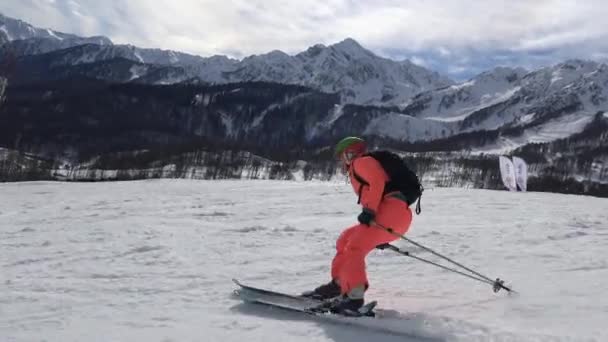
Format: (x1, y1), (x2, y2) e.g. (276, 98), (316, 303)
(2, 0), (608, 79)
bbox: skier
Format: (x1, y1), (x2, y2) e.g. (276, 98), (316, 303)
(303, 136), (414, 314)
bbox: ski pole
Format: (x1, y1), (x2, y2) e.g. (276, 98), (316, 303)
(372, 221), (516, 294)
(376, 243), (497, 287)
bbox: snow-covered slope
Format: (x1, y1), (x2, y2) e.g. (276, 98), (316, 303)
(403, 66), (527, 121)
(1, 180), (607, 341)
(0, 76), (6, 103)
(470, 60), (608, 137)
(0, 36), (112, 56)
(365, 112), (460, 142)
(365, 60), (608, 146)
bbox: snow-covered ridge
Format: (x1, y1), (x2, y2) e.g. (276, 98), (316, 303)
(311, 59), (607, 148)
(0, 12), (111, 45)
(8, 37), (451, 106)
(0, 13), (452, 106)
(404, 66), (527, 121)
(364, 60), (608, 147)
(216, 38), (454, 105)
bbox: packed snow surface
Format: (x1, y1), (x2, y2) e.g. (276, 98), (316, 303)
(1, 180), (607, 342)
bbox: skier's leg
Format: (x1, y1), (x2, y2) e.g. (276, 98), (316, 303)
(331, 225), (358, 280)
(374, 196), (412, 238)
(337, 198), (412, 295)
(303, 225), (358, 299)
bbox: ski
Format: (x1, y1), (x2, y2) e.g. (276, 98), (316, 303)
(233, 278), (377, 318)
(233, 278), (321, 304)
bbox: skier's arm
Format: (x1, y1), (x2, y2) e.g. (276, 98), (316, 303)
(352, 156), (387, 214)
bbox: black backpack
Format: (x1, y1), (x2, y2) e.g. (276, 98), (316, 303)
(353, 150), (423, 214)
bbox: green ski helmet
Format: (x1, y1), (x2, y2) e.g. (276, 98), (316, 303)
(335, 136), (367, 160)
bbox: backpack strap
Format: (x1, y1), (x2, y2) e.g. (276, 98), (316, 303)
(352, 157), (422, 214)
(351, 169), (368, 205)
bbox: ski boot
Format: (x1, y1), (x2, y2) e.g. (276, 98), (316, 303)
(327, 295), (364, 314)
(301, 279), (341, 300)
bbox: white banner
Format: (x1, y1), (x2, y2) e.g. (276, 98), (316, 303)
(512, 156), (528, 192)
(499, 156), (517, 191)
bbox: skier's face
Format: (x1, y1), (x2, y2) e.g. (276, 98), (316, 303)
(341, 150), (358, 165)
(337, 142), (365, 173)
(339, 150), (358, 173)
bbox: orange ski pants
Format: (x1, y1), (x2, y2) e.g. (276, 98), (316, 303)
(331, 196), (412, 294)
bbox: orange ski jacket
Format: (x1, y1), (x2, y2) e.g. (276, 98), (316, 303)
(348, 156), (391, 213)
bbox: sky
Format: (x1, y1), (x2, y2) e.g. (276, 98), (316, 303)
(2, 0), (608, 80)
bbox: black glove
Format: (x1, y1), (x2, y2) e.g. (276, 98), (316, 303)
(357, 209), (375, 226)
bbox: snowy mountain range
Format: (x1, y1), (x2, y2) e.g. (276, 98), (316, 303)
(1, 13), (606, 148)
(0, 13), (451, 105)
(2, 13), (605, 149)
(367, 60), (608, 151)
(220, 40), (453, 105)
(0, 13), (606, 193)
(0, 13), (111, 52)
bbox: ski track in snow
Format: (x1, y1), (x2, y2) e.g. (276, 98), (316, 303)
(1, 180), (607, 342)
